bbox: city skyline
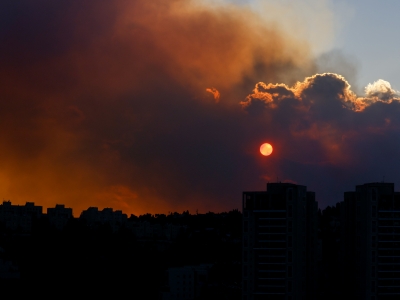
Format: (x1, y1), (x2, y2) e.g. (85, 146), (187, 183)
(1, 0), (400, 216)
(0, 180), (393, 218)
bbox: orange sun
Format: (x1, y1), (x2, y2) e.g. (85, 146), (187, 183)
(260, 143), (273, 156)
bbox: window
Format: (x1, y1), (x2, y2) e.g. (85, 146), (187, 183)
(246, 197), (253, 209)
(372, 189), (377, 201)
(287, 189), (293, 201)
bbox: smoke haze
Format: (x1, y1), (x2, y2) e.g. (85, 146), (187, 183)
(1, 0), (399, 215)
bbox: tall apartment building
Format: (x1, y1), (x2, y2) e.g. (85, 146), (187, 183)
(242, 183), (318, 300)
(340, 182), (400, 299)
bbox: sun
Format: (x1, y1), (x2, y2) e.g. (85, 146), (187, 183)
(260, 143), (273, 156)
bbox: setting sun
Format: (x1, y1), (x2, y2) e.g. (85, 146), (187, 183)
(260, 143), (273, 156)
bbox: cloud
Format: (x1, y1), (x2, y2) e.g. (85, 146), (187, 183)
(240, 73), (400, 205)
(242, 73), (400, 113)
(2, 0), (399, 214)
(0, 0), (318, 215)
(206, 88), (221, 103)
(363, 79), (400, 101)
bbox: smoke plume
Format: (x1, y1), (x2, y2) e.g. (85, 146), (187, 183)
(1, 0), (399, 214)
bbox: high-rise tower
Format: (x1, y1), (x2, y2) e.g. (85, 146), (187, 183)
(242, 183), (318, 300)
(340, 182), (400, 299)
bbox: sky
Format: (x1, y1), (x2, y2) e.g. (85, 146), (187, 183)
(1, 0), (400, 216)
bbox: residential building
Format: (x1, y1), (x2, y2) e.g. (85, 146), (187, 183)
(242, 182), (318, 300)
(47, 204), (73, 230)
(0, 201), (43, 231)
(80, 206), (128, 231)
(340, 182), (400, 299)
(161, 264), (212, 300)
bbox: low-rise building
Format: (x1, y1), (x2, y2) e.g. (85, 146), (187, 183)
(0, 201), (43, 232)
(80, 206), (128, 231)
(47, 204), (73, 230)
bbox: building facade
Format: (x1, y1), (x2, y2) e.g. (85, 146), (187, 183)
(242, 183), (318, 300)
(161, 264), (212, 300)
(0, 201), (43, 231)
(80, 207), (128, 231)
(47, 204), (73, 230)
(340, 182), (400, 300)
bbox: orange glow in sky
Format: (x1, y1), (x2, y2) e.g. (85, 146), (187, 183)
(3, 0), (400, 215)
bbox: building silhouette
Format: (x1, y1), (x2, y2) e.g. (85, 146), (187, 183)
(0, 201), (43, 231)
(80, 206), (128, 231)
(0, 258), (20, 279)
(340, 182), (400, 299)
(47, 204), (73, 230)
(161, 264), (212, 300)
(242, 183), (318, 300)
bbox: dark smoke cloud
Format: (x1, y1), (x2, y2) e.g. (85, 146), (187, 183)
(0, 0), (315, 215)
(242, 73), (400, 205)
(1, 0), (399, 215)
